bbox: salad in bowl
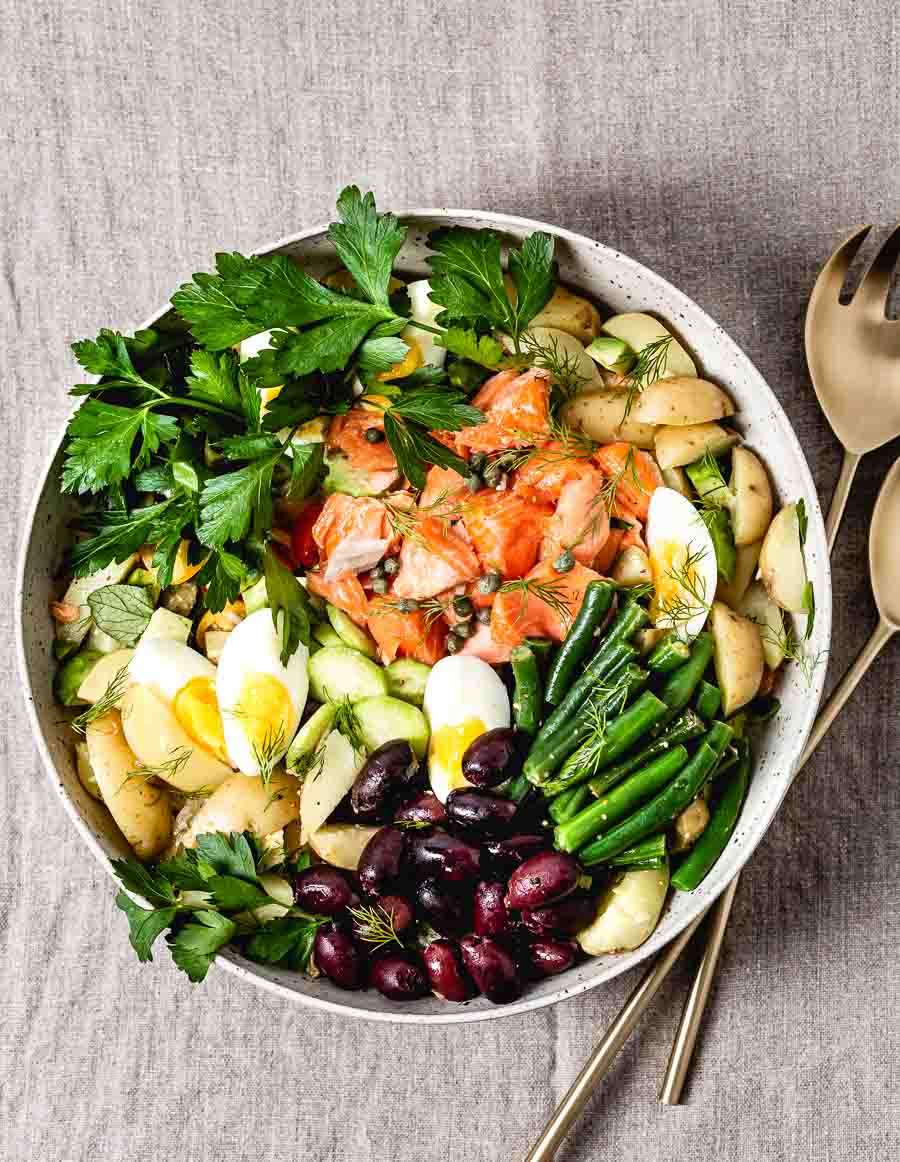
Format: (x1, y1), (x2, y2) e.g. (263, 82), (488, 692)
(45, 188), (819, 1007)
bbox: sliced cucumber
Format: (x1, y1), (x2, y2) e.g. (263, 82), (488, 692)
(86, 624), (123, 654)
(313, 621), (344, 649)
(286, 702), (338, 771)
(353, 695), (430, 758)
(141, 607), (192, 645)
(308, 646), (389, 703)
(385, 659), (431, 706)
(54, 649), (103, 706)
(242, 575), (268, 615)
(326, 604), (378, 658)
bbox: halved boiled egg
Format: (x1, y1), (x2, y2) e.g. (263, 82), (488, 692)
(423, 656), (510, 802)
(645, 486), (718, 641)
(401, 280), (447, 370)
(216, 608), (309, 776)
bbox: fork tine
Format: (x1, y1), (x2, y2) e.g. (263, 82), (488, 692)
(810, 224), (871, 305)
(853, 223), (900, 314)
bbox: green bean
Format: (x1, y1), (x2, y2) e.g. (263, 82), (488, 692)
(510, 644), (542, 736)
(505, 771), (533, 804)
(548, 784), (591, 824)
(587, 709), (706, 798)
(607, 833), (668, 867)
(694, 680), (722, 720)
(536, 640), (637, 745)
(524, 636), (555, 670)
(579, 722), (733, 864)
(646, 633), (691, 673)
(544, 580), (616, 705)
(540, 688), (668, 796)
(555, 747), (688, 852)
(655, 632), (714, 724)
(671, 740), (751, 891)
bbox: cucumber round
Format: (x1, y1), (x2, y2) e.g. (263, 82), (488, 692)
(326, 604), (378, 658)
(353, 695), (430, 758)
(308, 646), (389, 703)
(286, 702), (337, 771)
(313, 621), (344, 649)
(384, 659), (431, 706)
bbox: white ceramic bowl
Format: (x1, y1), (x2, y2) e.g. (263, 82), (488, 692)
(16, 210), (831, 1023)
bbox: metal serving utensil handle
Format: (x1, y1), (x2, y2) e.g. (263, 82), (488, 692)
(658, 614), (895, 1104)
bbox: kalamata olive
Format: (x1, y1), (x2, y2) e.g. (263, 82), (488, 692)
(473, 880), (515, 938)
(372, 893), (414, 935)
(416, 878), (470, 936)
(394, 791), (446, 826)
(422, 939), (475, 1002)
(357, 826), (406, 897)
(445, 789), (517, 836)
(369, 952), (429, 1001)
(483, 834), (548, 875)
(351, 740), (418, 820)
(460, 935), (522, 1004)
(461, 726), (520, 788)
(293, 866), (358, 916)
(528, 939), (578, 977)
(521, 893), (596, 937)
(407, 830), (481, 883)
(314, 924), (364, 990)
(506, 851), (582, 911)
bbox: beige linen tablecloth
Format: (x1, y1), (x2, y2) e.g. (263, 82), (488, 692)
(1, 2), (898, 1159)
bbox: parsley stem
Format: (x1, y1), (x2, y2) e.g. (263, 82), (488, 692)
(405, 318), (443, 336)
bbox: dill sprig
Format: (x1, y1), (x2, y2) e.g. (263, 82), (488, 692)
(499, 576), (573, 628)
(347, 903), (405, 950)
(332, 696), (367, 755)
(597, 445), (647, 516)
(250, 721), (289, 786)
(124, 746), (193, 790)
(657, 545), (711, 630)
(488, 419), (598, 475)
(620, 334), (673, 418)
(290, 745), (326, 783)
(394, 818), (431, 831)
(518, 331), (589, 401)
(558, 673), (632, 779)
(70, 664), (131, 735)
(692, 448), (732, 509)
(756, 621), (827, 688)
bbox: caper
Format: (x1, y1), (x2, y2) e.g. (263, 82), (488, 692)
(475, 606), (492, 626)
(466, 474), (482, 493)
(553, 549), (576, 574)
(382, 556), (400, 576)
(453, 619), (474, 639)
(371, 577), (389, 595)
(364, 427), (385, 444)
(469, 452), (488, 473)
(452, 595), (474, 619)
(477, 571), (502, 595)
(445, 633), (463, 654)
(397, 598), (419, 613)
(370, 562), (386, 580)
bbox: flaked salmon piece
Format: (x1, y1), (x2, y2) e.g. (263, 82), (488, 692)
(592, 528), (624, 575)
(593, 443), (662, 522)
(419, 464), (471, 513)
(491, 559), (603, 646)
(306, 571), (369, 626)
(463, 490), (552, 579)
(328, 408), (397, 473)
(312, 493), (396, 579)
(512, 440), (597, 501)
(457, 370), (550, 453)
(367, 599), (446, 665)
(459, 622), (513, 665)
(540, 468), (610, 568)
(391, 517), (481, 600)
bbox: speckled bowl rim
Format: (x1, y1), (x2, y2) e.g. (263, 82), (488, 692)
(16, 208), (831, 1023)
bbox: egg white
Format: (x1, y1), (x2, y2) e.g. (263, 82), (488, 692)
(129, 637), (218, 702)
(402, 280), (447, 369)
(645, 486), (718, 641)
(216, 608), (309, 775)
(423, 656), (510, 802)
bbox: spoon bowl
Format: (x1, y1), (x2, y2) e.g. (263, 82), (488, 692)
(869, 458), (900, 628)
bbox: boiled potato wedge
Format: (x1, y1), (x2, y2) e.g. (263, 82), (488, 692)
(308, 823), (382, 870)
(612, 546), (653, 587)
(758, 502), (808, 612)
(86, 711), (173, 861)
(184, 770), (300, 846)
(299, 729), (366, 842)
(76, 648), (134, 705)
(631, 377), (735, 426)
(716, 540), (762, 608)
(729, 448), (773, 545)
(561, 389), (657, 449)
(577, 865), (670, 954)
(654, 422), (740, 470)
(510, 326), (603, 389)
(120, 683), (233, 794)
(739, 581), (786, 669)
(601, 313), (697, 379)
(710, 600), (764, 715)
(529, 285), (602, 344)
(660, 465), (691, 496)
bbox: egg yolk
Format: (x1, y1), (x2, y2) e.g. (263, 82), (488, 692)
(172, 676), (228, 761)
(232, 672), (294, 757)
(376, 335), (424, 382)
(649, 540), (700, 623)
(429, 718), (487, 792)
